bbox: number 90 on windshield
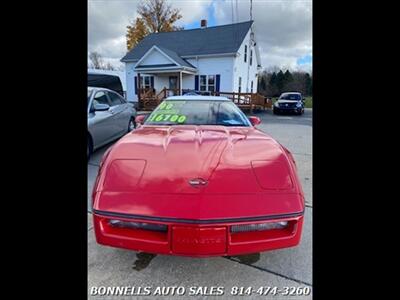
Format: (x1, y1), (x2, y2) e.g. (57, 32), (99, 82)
(148, 101), (187, 124)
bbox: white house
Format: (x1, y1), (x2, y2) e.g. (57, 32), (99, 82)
(121, 20), (262, 105)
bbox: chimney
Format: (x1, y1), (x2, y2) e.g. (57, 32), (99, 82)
(200, 19), (207, 28)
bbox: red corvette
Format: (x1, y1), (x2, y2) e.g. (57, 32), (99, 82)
(92, 96), (304, 257)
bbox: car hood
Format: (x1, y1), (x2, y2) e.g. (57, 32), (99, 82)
(276, 100), (300, 104)
(93, 125), (304, 219)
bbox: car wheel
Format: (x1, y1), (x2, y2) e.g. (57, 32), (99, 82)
(128, 117), (135, 132)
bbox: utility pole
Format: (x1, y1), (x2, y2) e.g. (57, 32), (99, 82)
(236, 0), (239, 22)
(250, 0), (253, 21)
(246, 0), (253, 93)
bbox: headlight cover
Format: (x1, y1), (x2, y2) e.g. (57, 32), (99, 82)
(231, 221), (288, 233)
(103, 159), (146, 190)
(251, 160), (293, 190)
(108, 219), (167, 232)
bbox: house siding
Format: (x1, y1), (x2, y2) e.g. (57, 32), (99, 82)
(233, 28), (259, 93)
(140, 49), (173, 65)
(184, 56), (234, 92)
(125, 62), (137, 102)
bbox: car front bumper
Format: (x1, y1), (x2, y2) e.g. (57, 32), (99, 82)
(274, 106), (303, 113)
(93, 210), (304, 257)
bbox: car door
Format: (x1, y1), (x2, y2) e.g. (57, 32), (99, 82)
(117, 92), (135, 126)
(107, 91), (130, 135)
(89, 90), (115, 148)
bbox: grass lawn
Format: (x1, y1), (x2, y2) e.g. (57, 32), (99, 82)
(303, 96), (312, 108)
(271, 96), (313, 108)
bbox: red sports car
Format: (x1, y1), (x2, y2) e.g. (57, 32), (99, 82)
(92, 96), (304, 257)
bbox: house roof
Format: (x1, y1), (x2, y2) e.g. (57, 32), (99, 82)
(121, 21), (253, 62)
(156, 46), (196, 68)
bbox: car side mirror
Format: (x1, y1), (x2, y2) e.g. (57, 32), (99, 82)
(94, 103), (110, 111)
(135, 115), (146, 127)
(249, 116), (261, 126)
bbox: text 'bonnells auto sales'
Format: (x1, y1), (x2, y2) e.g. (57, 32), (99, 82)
(90, 286), (225, 296)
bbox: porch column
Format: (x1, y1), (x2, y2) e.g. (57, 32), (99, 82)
(179, 71), (182, 95)
(137, 72), (141, 103)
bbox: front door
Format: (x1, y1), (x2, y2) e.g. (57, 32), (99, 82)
(89, 90), (115, 147)
(169, 76), (178, 95)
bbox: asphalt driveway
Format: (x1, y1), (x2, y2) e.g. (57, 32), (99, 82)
(87, 108), (312, 299)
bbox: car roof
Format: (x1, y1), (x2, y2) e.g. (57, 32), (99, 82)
(166, 95), (231, 101)
(88, 86), (115, 93)
(281, 92), (301, 95)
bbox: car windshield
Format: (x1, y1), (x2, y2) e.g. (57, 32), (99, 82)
(144, 100), (251, 126)
(280, 93), (301, 100)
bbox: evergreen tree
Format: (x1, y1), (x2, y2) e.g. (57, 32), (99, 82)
(269, 72), (277, 86)
(269, 72), (278, 96)
(304, 73), (312, 96)
(284, 70), (293, 84)
(276, 70), (285, 94)
(259, 75), (266, 93)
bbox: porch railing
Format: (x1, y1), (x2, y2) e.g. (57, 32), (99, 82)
(138, 87), (272, 113)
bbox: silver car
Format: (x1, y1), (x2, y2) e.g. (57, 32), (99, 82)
(88, 87), (136, 158)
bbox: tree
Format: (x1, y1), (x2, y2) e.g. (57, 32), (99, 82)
(105, 62), (116, 71)
(304, 73), (312, 96)
(89, 51), (116, 70)
(269, 72), (277, 86)
(89, 51), (104, 69)
(283, 70), (293, 84)
(268, 72), (279, 96)
(259, 74), (267, 93)
(281, 70), (296, 92)
(259, 67), (312, 97)
(283, 72), (303, 93)
(276, 70), (285, 94)
(126, 0), (183, 50)
(126, 18), (149, 51)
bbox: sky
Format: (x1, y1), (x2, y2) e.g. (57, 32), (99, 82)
(88, 0), (312, 73)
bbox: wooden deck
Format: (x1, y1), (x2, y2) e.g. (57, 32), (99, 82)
(138, 88), (272, 113)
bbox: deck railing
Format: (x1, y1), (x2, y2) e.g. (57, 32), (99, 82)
(139, 87), (272, 112)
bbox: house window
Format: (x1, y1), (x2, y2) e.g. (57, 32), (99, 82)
(199, 75), (216, 93)
(250, 49), (253, 66)
(200, 75), (207, 91)
(208, 75), (215, 92)
(244, 45), (247, 63)
(238, 77), (242, 93)
(251, 81), (253, 93)
(139, 75), (153, 89)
